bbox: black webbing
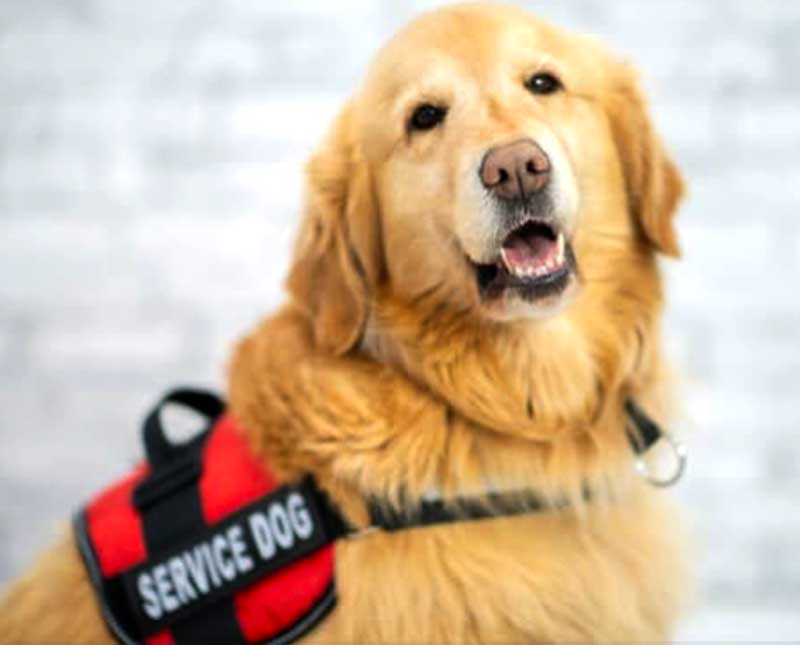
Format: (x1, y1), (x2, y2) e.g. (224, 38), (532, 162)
(366, 490), (553, 533)
(134, 388), (246, 644)
(362, 398), (663, 534)
(624, 398), (664, 454)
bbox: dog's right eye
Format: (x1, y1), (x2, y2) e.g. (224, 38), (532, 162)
(525, 72), (563, 95)
(408, 104), (447, 132)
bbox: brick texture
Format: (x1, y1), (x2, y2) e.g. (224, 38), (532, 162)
(1, 1), (798, 639)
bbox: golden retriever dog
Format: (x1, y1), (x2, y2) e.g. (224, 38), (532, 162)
(1, 3), (689, 642)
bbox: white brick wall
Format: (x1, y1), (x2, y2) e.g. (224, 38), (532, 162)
(1, 1), (799, 639)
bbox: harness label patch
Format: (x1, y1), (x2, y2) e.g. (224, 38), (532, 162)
(121, 481), (331, 634)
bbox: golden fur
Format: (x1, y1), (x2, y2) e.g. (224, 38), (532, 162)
(1, 4), (688, 642)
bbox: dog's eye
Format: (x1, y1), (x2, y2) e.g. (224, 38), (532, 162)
(525, 72), (563, 95)
(409, 104), (447, 132)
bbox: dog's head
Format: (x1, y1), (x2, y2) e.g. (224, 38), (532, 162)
(287, 3), (683, 355)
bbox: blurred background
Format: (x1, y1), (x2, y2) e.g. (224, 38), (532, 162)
(1, 0), (799, 640)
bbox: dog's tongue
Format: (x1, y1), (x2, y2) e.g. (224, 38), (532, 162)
(501, 228), (556, 273)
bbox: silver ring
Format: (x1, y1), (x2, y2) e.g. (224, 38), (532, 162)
(634, 432), (688, 488)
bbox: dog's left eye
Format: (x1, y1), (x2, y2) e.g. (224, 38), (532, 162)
(525, 72), (563, 95)
(408, 104), (448, 132)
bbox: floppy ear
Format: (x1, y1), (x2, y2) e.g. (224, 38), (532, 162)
(605, 66), (684, 257)
(285, 102), (382, 355)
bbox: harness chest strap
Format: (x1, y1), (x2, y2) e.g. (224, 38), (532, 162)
(74, 388), (684, 645)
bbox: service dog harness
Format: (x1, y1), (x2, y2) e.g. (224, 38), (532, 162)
(75, 388), (686, 645)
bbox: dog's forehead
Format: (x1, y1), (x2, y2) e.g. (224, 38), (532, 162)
(354, 4), (620, 158)
(363, 5), (592, 102)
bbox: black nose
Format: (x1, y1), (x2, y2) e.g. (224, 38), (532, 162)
(479, 139), (551, 200)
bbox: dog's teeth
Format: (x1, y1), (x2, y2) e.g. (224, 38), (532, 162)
(500, 248), (514, 274)
(509, 262), (528, 278)
(556, 234), (565, 264)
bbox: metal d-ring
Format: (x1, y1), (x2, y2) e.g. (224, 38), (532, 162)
(633, 431), (688, 488)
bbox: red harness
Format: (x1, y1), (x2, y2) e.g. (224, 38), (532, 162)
(75, 391), (339, 645)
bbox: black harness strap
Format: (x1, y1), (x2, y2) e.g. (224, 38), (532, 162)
(624, 398), (664, 454)
(366, 490), (553, 533)
(134, 388), (246, 645)
(361, 398), (667, 533)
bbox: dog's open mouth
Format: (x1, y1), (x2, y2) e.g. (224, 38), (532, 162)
(473, 219), (575, 300)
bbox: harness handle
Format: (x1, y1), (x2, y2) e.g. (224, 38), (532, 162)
(142, 388), (224, 468)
